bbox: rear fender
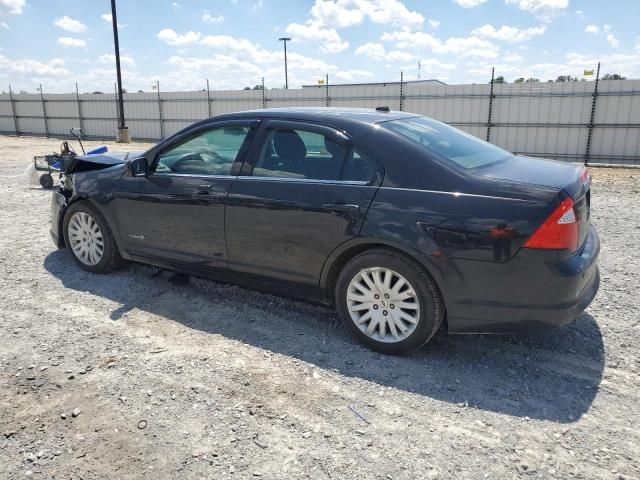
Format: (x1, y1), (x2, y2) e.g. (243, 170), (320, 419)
(319, 236), (455, 309)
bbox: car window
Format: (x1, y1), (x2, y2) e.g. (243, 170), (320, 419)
(253, 128), (347, 181)
(342, 149), (377, 182)
(155, 126), (252, 176)
(381, 116), (510, 169)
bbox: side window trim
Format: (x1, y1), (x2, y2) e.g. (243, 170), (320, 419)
(148, 119), (260, 176)
(244, 119), (353, 182)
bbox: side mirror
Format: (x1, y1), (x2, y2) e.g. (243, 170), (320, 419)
(126, 156), (148, 177)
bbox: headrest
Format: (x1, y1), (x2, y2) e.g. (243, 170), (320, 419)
(273, 130), (307, 160)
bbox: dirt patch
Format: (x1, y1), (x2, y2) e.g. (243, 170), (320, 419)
(1, 135), (639, 479)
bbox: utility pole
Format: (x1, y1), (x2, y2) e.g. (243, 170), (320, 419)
(111, 0), (130, 142)
(278, 37), (291, 89)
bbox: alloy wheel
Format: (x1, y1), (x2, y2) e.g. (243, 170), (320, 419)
(68, 211), (105, 266)
(346, 267), (420, 343)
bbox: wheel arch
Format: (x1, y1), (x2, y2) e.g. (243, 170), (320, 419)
(61, 196), (122, 252)
(320, 238), (448, 309)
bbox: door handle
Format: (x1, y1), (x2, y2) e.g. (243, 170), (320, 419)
(191, 190), (218, 203)
(322, 202), (360, 213)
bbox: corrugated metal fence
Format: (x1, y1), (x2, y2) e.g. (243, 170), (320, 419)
(1, 78), (639, 165)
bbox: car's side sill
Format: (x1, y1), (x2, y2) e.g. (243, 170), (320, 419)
(128, 254), (330, 307)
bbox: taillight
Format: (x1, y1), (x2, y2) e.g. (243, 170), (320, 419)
(524, 197), (578, 251)
(579, 167), (590, 185)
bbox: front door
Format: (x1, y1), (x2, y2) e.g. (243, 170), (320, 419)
(225, 120), (382, 286)
(113, 122), (257, 270)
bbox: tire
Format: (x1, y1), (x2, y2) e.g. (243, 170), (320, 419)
(62, 201), (123, 273)
(39, 174), (54, 189)
(335, 248), (444, 355)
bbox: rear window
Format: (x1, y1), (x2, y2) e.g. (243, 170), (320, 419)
(381, 116), (510, 169)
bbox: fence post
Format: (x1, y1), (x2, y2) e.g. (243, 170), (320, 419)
(486, 67), (495, 142)
(585, 62), (600, 165)
(399, 71), (404, 111)
(325, 74), (329, 107)
(114, 83), (119, 137)
(261, 77), (266, 109)
(156, 81), (164, 139)
(75, 83), (84, 133)
(39, 84), (49, 138)
(76, 82), (84, 135)
(8, 85), (18, 136)
(206, 79), (212, 118)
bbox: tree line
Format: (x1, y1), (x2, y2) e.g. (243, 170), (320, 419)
(492, 73), (626, 84)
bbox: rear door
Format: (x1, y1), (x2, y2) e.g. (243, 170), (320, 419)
(113, 121), (258, 270)
(225, 120), (382, 286)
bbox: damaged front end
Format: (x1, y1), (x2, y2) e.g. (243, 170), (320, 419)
(50, 149), (144, 248)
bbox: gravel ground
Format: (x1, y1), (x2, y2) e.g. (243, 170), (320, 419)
(0, 135), (639, 480)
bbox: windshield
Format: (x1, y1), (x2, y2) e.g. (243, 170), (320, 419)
(381, 116), (511, 169)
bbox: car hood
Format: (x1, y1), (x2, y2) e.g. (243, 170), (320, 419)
(66, 150), (145, 173)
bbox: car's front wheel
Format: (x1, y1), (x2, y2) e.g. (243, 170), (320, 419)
(63, 201), (122, 273)
(335, 249), (444, 355)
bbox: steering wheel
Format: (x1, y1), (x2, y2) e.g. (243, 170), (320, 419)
(171, 151), (225, 173)
(171, 152), (205, 172)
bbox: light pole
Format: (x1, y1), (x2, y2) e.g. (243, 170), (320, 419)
(111, 0), (129, 142)
(278, 37), (291, 89)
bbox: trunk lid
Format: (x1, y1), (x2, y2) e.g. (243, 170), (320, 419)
(478, 155), (591, 250)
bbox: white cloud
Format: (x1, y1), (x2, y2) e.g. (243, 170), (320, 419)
(1, 21), (10, 30)
(53, 16), (87, 33)
(0, 54), (71, 77)
(157, 28), (201, 46)
(199, 34), (276, 62)
(172, 2), (180, 10)
(285, 22), (349, 53)
(428, 19), (440, 28)
(98, 53), (136, 66)
(165, 50), (341, 89)
(471, 24), (546, 43)
(354, 42), (416, 62)
(503, 51), (524, 62)
(355, 42), (386, 60)
(57, 37), (87, 48)
(453, 0), (488, 7)
(584, 24), (620, 48)
(309, 0), (424, 28)
(202, 12), (224, 24)
(286, 0), (424, 54)
(334, 69), (376, 81)
(606, 34), (619, 48)
(101, 13), (124, 28)
(505, 0), (569, 21)
(0, 0), (25, 14)
(382, 29), (500, 58)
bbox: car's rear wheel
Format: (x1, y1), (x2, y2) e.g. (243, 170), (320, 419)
(63, 202), (122, 273)
(335, 249), (444, 355)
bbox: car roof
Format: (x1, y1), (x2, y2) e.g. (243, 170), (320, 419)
(210, 107), (418, 129)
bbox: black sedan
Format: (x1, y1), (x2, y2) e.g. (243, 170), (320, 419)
(50, 107), (600, 355)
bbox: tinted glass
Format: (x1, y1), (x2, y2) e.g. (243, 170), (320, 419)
(382, 116), (510, 169)
(156, 126), (251, 175)
(253, 128), (346, 181)
(342, 149), (377, 182)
